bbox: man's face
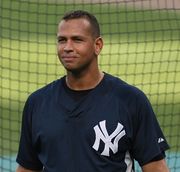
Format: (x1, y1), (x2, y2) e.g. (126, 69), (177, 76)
(57, 18), (100, 73)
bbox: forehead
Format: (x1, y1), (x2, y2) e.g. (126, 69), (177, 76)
(57, 18), (92, 36)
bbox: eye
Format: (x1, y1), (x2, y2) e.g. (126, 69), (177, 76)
(75, 39), (81, 42)
(77, 38), (83, 41)
(73, 37), (83, 42)
(57, 37), (66, 43)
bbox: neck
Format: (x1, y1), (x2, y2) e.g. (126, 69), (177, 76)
(66, 70), (104, 91)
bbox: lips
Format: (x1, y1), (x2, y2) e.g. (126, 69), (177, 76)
(62, 55), (77, 62)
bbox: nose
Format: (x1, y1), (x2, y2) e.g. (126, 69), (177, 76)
(64, 40), (73, 52)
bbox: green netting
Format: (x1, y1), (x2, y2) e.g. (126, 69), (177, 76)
(0, 0), (180, 171)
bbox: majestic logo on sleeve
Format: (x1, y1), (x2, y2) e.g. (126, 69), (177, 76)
(92, 120), (126, 156)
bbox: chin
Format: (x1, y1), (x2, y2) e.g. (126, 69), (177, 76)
(64, 62), (90, 74)
(65, 66), (86, 75)
(65, 66), (77, 72)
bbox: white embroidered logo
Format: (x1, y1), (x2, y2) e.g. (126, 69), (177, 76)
(92, 120), (126, 156)
(158, 137), (164, 143)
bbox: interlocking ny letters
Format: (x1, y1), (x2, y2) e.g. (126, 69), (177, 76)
(92, 120), (126, 156)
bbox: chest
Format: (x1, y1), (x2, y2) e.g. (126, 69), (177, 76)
(32, 95), (135, 155)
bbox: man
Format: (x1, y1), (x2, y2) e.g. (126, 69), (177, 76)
(16, 10), (170, 172)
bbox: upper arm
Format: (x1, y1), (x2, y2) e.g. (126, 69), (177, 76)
(16, 96), (43, 170)
(16, 165), (42, 172)
(142, 159), (169, 172)
(131, 91), (169, 165)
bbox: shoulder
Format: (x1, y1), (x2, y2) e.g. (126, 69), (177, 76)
(27, 77), (64, 103)
(104, 73), (146, 100)
(103, 73), (153, 117)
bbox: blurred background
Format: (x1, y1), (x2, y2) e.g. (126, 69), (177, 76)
(0, 0), (180, 171)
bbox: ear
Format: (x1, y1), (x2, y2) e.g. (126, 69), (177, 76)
(94, 37), (103, 56)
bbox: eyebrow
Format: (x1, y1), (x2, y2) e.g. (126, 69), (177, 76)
(57, 35), (86, 40)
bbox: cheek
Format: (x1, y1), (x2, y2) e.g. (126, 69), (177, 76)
(78, 44), (95, 56)
(57, 46), (62, 56)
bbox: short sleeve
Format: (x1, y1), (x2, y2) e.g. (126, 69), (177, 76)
(16, 96), (43, 170)
(132, 92), (169, 166)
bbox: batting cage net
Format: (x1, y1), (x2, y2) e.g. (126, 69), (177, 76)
(0, 0), (180, 171)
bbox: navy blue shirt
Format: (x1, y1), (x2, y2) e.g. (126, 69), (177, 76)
(16, 73), (169, 172)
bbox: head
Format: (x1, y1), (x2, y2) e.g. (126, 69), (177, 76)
(57, 10), (103, 74)
(62, 10), (101, 39)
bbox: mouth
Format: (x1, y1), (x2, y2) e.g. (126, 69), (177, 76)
(62, 55), (77, 62)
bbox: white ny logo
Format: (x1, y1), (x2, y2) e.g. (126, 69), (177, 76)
(92, 120), (126, 156)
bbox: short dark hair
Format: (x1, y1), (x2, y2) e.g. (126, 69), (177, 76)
(62, 10), (100, 38)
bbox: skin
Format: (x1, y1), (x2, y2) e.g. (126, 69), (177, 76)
(16, 159), (170, 172)
(142, 159), (169, 172)
(16, 17), (169, 172)
(16, 166), (42, 172)
(57, 18), (104, 90)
